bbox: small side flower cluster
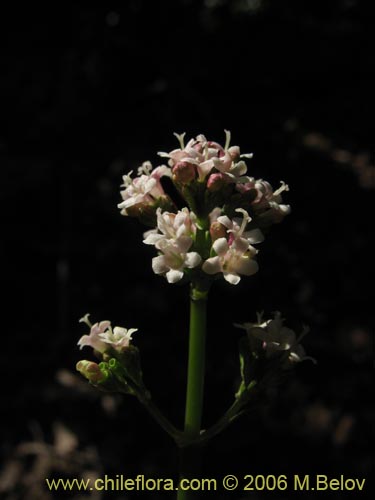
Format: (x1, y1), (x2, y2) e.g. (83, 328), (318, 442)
(118, 132), (290, 286)
(76, 314), (144, 394)
(235, 312), (316, 368)
(77, 313), (137, 355)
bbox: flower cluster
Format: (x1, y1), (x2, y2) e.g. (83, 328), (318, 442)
(76, 314), (145, 394)
(118, 132), (290, 285)
(77, 313), (137, 355)
(144, 208), (201, 283)
(235, 312), (316, 367)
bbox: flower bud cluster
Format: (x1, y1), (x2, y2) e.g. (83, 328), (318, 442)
(118, 132), (290, 285)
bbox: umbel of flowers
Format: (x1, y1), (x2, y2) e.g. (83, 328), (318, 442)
(76, 132), (314, 499)
(118, 131), (290, 286)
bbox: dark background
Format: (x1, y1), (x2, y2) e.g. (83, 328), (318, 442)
(1, 1), (373, 499)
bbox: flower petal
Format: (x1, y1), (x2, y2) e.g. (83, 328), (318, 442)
(185, 252), (202, 268)
(143, 233), (165, 246)
(244, 229), (264, 244)
(152, 255), (168, 274)
(202, 256), (222, 275)
(223, 272), (241, 285)
(166, 269), (184, 283)
(235, 257), (259, 276)
(212, 237), (229, 256)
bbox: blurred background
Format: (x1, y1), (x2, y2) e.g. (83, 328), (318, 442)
(1, 1), (373, 498)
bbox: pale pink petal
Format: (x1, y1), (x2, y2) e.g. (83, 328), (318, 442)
(152, 165), (171, 179)
(175, 236), (193, 253)
(209, 207), (222, 223)
(77, 334), (107, 353)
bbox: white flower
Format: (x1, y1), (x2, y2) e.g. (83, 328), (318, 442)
(143, 208), (201, 283)
(152, 239), (202, 283)
(202, 236), (258, 284)
(118, 163), (170, 215)
(216, 208), (264, 246)
(202, 208), (259, 284)
(98, 326), (138, 351)
(143, 207), (196, 248)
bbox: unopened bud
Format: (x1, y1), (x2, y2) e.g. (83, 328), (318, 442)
(207, 173), (230, 192)
(172, 161), (196, 184)
(210, 221), (227, 241)
(76, 360), (107, 383)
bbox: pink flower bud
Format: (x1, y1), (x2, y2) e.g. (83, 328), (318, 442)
(76, 360), (106, 383)
(172, 161), (196, 184)
(207, 173), (230, 192)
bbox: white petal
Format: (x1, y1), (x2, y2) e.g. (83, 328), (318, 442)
(212, 237), (229, 256)
(212, 157), (229, 174)
(202, 257), (222, 275)
(153, 165), (172, 179)
(216, 215), (232, 229)
(152, 255), (168, 274)
(143, 233), (165, 246)
(244, 229), (264, 244)
(235, 257), (259, 276)
(166, 269), (184, 283)
(112, 326), (129, 337)
(231, 160), (247, 177)
(223, 272), (241, 285)
(197, 159), (214, 180)
(231, 237), (249, 254)
(185, 252), (201, 268)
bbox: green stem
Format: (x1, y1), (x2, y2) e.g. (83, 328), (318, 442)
(184, 289), (207, 436)
(139, 396), (183, 444)
(177, 285), (208, 499)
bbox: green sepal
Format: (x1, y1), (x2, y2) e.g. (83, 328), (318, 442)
(89, 361), (130, 393)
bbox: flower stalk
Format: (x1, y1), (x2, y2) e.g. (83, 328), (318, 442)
(184, 286), (208, 438)
(178, 284), (208, 499)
